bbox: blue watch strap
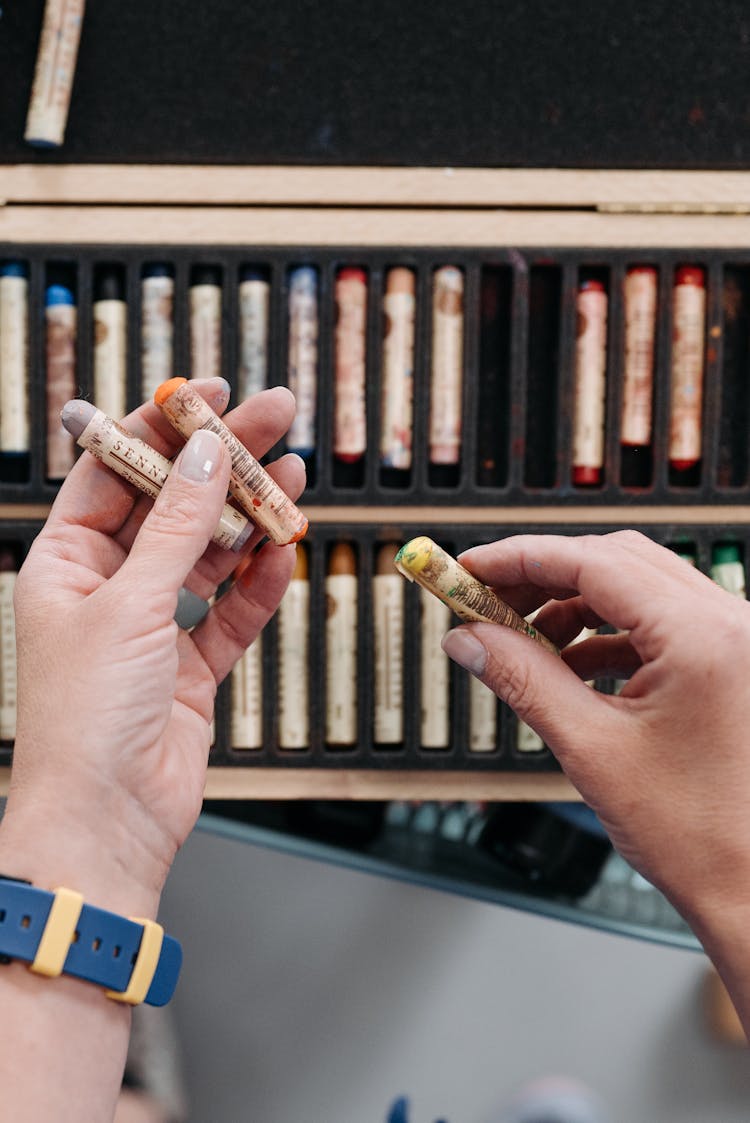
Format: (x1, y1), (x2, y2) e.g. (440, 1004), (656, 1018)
(0, 877), (181, 1006)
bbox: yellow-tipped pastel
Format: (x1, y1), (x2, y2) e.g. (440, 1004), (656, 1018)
(394, 536), (559, 656)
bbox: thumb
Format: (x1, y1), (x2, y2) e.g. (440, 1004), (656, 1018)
(442, 622), (626, 769)
(114, 429), (231, 611)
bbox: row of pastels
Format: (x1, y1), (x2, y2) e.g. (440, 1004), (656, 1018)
(0, 530), (745, 763)
(2, 251), (750, 499)
(223, 533), (748, 761)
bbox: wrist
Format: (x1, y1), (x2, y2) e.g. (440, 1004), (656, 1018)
(687, 899), (750, 1039)
(0, 796), (165, 921)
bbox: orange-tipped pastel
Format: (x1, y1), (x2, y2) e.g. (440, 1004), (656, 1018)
(155, 377), (308, 546)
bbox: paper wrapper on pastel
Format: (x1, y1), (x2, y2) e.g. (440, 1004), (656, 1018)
(154, 377), (308, 546)
(68, 406), (250, 551)
(395, 536), (559, 657)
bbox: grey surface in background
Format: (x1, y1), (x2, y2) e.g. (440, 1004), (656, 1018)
(160, 825), (750, 1123)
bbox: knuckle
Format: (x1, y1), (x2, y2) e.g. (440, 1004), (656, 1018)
(216, 609), (247, 651)
(607, 528), (650, 551)
(717, 608), (750, 656)
(494, 656), (536, 715)
(575, 532), (608, 557)
(148, 487), (201, 538)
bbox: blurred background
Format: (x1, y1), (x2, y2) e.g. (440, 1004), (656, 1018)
(154, 811), (750, 1123)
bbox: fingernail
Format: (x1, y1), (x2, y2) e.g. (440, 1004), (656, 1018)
(207, 378), (231, 410)
(178, 429), (223, 482)
(174, 587), (211, 629)
(441, 629), (488, 677)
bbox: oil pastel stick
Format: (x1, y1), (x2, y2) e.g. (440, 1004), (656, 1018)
(710, 542), (746, 598)
(569, 626), (597, 684)
(519, 622), (595, 739)
(373, 542), (405, 744)
(0, 548), (18, 741)
(325, 542), (358, 746)
(572, 276), (608, 486)
(25, 0), (85, 148)
(231, 636), (263, 750)
(154, 377), (308, 546)
(333, 267), (367, 464)
(519, 619), (599, 744)
(93, 267), (127, 423)
(141, 265), (174, 402)
(190, 265), (222, 381)
(420, 584), (451, 749)
(669, 266), (706, 476)
(60, 400), (252, 552)
(429, 266), (464, 468)
(516, 720), (545, 752)
(277, 545), (309, 749)
(380, 267), (416, 475)
(395, 536), (559, 656)
(519, 611), (597, 749)
(0, 263), (30, 480)
(238, 266), (270, 399)
(469, 676), (497, 752)
(621, 265), (657, 486)
(45, 282), (77, 480)
(516, 607), (546, 751)
(286, 267), (318, 459)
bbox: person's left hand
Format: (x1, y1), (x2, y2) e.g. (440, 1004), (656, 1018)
(0, 379), (305, 917)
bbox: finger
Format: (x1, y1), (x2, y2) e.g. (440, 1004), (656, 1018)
(531, 595), (607, 650)
(456, 542), (581, 619)
(458, 531), (709, 641)
(111, 387), (298, 552)
(464, 529), (717, 600)
(109, 430), (232, 616)
(113, 451), (307, 602)
(47, 383), (296, 539)
(484, 585), (580, 621)
(561, 632), (642, 681)
(458, 541), (587, 607)
(182, 452), (306, 596)
(441, 622), (631, 791)
(611, 529), (713, 592)
(45, 377), (231, 535)
(189, 540), (297, 684)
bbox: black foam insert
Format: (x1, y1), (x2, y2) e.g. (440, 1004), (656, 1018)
(2, 0), (750, 167)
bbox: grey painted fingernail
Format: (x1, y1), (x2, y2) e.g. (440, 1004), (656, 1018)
(174, 587), (211, 629)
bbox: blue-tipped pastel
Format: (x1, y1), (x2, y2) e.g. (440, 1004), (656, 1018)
(286, 267), (318, 459)
(0, 262), (28, 279)
(46, 283), (76, 307)
(289, 265), (317, 292)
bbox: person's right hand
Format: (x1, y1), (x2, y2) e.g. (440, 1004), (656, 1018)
(441, 531), (750, 957)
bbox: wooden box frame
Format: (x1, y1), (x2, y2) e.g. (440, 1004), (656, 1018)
(1, 163), (749, 800)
